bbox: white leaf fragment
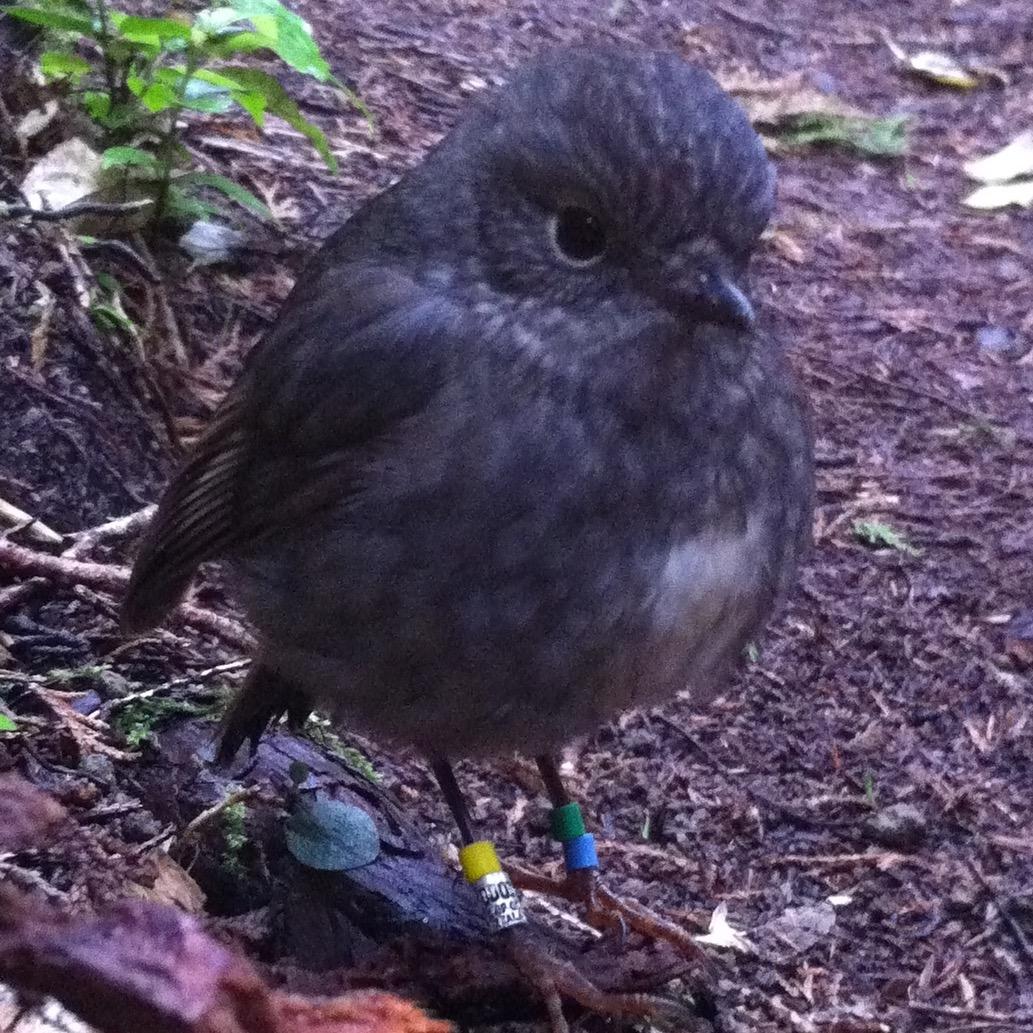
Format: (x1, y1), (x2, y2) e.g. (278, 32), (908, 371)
(693, 902), (754, 953)
(963, 180), (1033, 210)
(964, 130), (1033, 184)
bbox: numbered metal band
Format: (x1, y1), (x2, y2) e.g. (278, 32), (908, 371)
(472, 870), (527, 931)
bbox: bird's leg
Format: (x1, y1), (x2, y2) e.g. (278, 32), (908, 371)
(428, 756), (704, 1032)
(513, 753), (712, 968)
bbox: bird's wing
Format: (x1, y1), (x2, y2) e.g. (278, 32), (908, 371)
(121, 262), (452, 632)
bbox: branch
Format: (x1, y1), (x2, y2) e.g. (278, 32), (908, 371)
(0, 198), (154, 223)
(0, 538), (251, 650)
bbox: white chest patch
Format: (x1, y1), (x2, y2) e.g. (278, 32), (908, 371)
(651, 519), (766, 633)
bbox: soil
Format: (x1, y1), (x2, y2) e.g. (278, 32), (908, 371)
(2, 1), (1033, 1031)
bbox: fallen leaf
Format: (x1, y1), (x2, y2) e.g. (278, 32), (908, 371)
(130, 854), (206, 915)
(20, 137), (103, 213)
(885, 38), (1003, 89)
(774, 113), (907, 157)
(719, 70), (906, 157)
(285, 795), (381, 872)
(964, 130), (1033, 184)
(904, 50), (979, 89)
(852, 519), (921, 556)
(963, 180), (1033, 210)
(721, 70), (857, 124)
(15, 100), (60, 143)
(692, 902), (754, 953)
(761, 902), (837, 953)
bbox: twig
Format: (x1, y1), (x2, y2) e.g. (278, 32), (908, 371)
(176, 785), (261, 845)
(0, 538), (252, 651)
(0, 578), (48, 619)
(908, 1002), (1033, 1025)
(769, 850), (908, 868)
(95, 658), (250, 721)
(714, 1), (795, 38)
(79, 238), (162, 284)
(0, 498), (63, 546)
(63, 505), (156, 559)
(0, 198), (154, 222)
(966, 860), (1033, 971)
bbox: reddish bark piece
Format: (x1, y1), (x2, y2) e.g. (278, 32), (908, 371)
(0, 894), (447, 1033)
(0, 774), (68, 852)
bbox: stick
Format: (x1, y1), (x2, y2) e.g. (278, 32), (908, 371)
(0, 538), (251, 650)
(0, 497), (63, 546)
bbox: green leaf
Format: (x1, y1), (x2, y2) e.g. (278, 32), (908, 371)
(82, 90), (112, 120)
(138, 81), (179, 112)
(40, 50), (91, 79)
(284, 796), (380, 871)
(190, 68), (265, 123)
(177, 171), (271, 219)
(182, 77), (235, 114)
(164, 185), (219, 221)
(206, 29), (267, 57)
(112, 14), (191, 44)
(101, 145), (159, 170)
(0, 714), (17, 733)
(212, 66), (336, 170)
(223, 0), (330, 80)
(90, 302), (135, 334)
(852, 519), (921, 556)
(193, 6), (248, 36)
(5, 5), (96, 35)
(776, 114), (908, 158)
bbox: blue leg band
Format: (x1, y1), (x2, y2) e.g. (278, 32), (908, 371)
(562, 832), (599, 872)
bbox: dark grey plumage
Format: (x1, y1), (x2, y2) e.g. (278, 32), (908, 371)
(123, 47), (813, 759)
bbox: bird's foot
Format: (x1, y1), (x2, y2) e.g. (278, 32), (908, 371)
(500, 923), (708, 1033)
(508, 863), (714, 971)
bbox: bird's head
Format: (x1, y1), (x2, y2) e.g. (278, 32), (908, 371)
(426, 47), (774, 343)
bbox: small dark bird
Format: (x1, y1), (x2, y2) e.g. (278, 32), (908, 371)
(123, 44), (813, 999)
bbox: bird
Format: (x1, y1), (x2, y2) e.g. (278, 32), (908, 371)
(123, 44), (813, 1020)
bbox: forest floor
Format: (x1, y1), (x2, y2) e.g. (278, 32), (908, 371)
(2, 1), (1033, 1031)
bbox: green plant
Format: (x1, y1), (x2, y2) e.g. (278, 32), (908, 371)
(6, 0), (362, 224)
(220, 799), (249, 872)
(303, 716), (379, 783)
(111, 694), (215, 747)
(852, 518), (921, 557)
(775, 113), (908, 157)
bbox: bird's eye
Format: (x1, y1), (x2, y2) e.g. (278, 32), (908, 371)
(550, 206), (607, 266)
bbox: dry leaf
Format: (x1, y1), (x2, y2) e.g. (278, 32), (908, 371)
(692, 902), (754, 953)
(885, 38), (1000, 89)
(964, 130), (1033, 184)
(15, 100), (60, 143)
(963, 180), (1033, 210)
(20, 138), (103, 212)
(904, 50), (978, 89)
(130, 853), (206, 915)
(720, 69), (858, 126)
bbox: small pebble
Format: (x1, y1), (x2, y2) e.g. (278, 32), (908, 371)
(976, 325), (1014, 355)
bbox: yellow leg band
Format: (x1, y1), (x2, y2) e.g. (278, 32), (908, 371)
(459, 840), (502, 883)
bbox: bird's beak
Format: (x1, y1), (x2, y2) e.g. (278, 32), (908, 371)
(693, 266), (756, 333)
(654, 257), (757, 333)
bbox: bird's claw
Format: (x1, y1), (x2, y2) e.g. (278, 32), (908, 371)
(508, 862), (715, 973)
(500, 924), (708, 1033)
